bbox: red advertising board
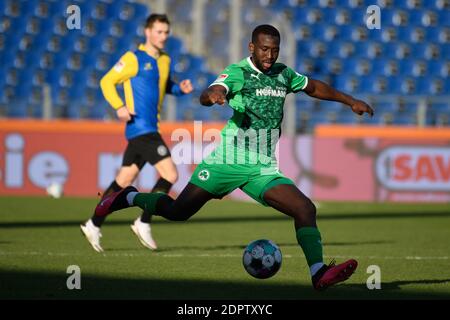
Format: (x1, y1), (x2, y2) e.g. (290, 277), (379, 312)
(1, 121), (449, 203)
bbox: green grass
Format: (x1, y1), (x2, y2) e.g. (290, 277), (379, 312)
(0, 196), (449, 299)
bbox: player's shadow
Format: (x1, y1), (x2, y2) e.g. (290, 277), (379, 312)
(344, 278), (450, 292)
(2, 268), (450, 299)
(379, 279), (450, 290)
(323, 240), (394, 246)
(275, 240), (393, 247)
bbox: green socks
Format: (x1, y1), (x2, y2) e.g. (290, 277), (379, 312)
(133, 193), (166, 215)
(296, 227), (324, 267)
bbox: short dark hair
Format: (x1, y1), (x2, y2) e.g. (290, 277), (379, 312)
(145, 13), (170, 28)
(251, 24), (280, 43)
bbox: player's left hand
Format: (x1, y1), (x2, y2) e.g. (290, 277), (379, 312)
(180, 79), (194, 94)
(350, 99), (374, 117)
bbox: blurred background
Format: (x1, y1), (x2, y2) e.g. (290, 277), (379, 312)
(1, 0), (448, 134)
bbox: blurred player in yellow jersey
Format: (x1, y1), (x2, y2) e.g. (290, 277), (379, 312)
(81, 14), (193, 252)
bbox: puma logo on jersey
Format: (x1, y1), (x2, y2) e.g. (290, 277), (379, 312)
(250, 74), (260, 80)
(256, 87), (286, 98)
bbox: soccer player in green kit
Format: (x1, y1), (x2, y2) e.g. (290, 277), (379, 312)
(93, 25), (374, 290)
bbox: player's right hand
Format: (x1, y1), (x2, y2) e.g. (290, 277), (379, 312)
(208, 91), (226, 106)
(116, 106), (132, 122)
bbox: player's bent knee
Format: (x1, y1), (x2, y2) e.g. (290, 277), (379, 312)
(294, 199), (316, 220)
(301, 200), (317, 221)
(159, 169), (178, 184)
(115, 177), (133, 187)
(116, 168), (139, 187)
(305, 200), (317, 217)
(166, 172), (178, 184)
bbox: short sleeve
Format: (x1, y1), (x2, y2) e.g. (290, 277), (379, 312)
(286, 67), (308, 93)
(209, 64), (244, 96)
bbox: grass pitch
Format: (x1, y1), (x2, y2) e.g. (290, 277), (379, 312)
(0, 196), (449, 299)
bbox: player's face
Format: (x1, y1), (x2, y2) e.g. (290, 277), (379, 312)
(146, 21), (170, 50)
(249, 34), (280, 72)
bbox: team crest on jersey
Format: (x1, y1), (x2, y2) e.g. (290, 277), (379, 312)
(144, 63), (152, 71)
(114, 61), (125, 72)
(198, 169), (210, 181)
(215, 74), (229, 83)
(157, 145), (167, 156)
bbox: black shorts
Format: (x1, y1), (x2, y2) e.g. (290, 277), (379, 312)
(122, 133), (171, 169)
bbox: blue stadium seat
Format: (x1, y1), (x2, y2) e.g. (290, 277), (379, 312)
(337, 112), (361, 125)
(166, 37), (185, 61)
(311, 24), (339, 42)
(399, 59), (428, 77)
(429, 102), (450, 115)
(443, 43), (450, 59)
(67, 100), (82, 119)
(68, 0), (88, 13)
(292, 7), (324, 27)
(6, 97), (28, 118)
(3, 0), (449, 122)
(29, 1), (49, 19)
(343, 58), (373, 76)
(374, 101), (399, 114)
(335, 75), (360, 93)
(308, 112), (332, 129)
(0, 66), (6, 88)
(416, 77), (446, 95)
(428, 60), (450, 78)
(383, 42), (412, 59)
(360, 75), (390, 94)
(320, 100), (346, 113)
(391, 77), (417, 95)
(427, 27), (447, 43)
(3, 0), (22, 17)
(88, 100), (109, 119)
(393, 113), (417, 126)
(442, 10), (450, 27)
(393, 0), (421, 9)
(46, 1), (67, 18)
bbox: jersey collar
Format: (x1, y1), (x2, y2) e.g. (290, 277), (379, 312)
(247, 56), (262, 74)
(138, 44), (161, 59)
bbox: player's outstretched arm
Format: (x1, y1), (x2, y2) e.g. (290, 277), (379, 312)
(199, 85), (227, 106)
(303, 78), (374, 116)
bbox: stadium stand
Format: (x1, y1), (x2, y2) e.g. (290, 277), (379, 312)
(0, 0), (448, 130)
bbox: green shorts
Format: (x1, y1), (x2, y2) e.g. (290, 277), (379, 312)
(190, 161), (295, 206)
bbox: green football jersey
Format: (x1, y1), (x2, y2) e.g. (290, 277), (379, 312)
(206, 57), (308, 165)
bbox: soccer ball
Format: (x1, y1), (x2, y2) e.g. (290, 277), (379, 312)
(242, 239), (282, 279)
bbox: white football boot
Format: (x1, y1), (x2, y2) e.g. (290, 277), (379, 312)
(80, 219), (104, 253)
(131, 218), (158, 250)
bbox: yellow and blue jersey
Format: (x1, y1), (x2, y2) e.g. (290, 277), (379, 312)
(100, 44), (183, 140)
